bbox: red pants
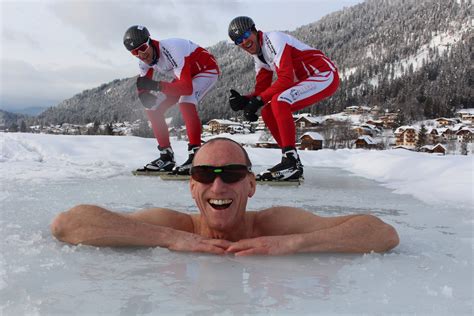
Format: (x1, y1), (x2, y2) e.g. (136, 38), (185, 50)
(146, 72), (218, 148)
(261, 70), (339, 148)
(146, 99), (201, 148)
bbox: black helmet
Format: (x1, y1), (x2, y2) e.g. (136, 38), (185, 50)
(123, 25), (150, 51)
(228, 16), (255, 42)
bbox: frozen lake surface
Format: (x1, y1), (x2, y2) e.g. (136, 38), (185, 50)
(1, 167), (472, 315)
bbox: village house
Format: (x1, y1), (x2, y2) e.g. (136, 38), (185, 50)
(294, 116), (321, 130)
(299, 132), (324, 150)
(353, 124), (380, 137)
(379, 112), (399, 129)
(344, 105), (371, 115)
(354, 135), (378, 149)
(419, 143), (447, 155)
(455, 109), (474, 125)
(207, 119), (241, 134)
(426, 127), (441, 144)
(353, 126), (373, 137)
(435, 117), (457, 127)
(365, 119), (384, 129)
(438, 127), (456, 141)
(344, 106), (360, 114)
(394, 126), (418, 147)
(455, 127), (473, 142)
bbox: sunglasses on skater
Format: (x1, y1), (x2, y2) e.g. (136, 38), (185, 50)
(191, 164), (252, 184)
(234, 30), (252, 45)
(131, 41), (150, 56)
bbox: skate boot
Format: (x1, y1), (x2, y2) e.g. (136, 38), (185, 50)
(257, 147), (303, 181)
(172, 144), (200, 175)
(136, 146), (176, 173)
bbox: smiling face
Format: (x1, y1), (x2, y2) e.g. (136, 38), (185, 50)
(237, 30), (260, 55)
(190, 140), (256, 236)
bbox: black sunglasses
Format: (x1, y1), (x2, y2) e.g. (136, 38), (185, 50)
(191, 164), (252, 184)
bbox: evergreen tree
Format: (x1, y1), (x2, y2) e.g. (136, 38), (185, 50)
(25, 0), (471, 127)
(132, 120), (154, 138)
(416, 124), (428, 150)
(20, 120), (27, 132)
(9, 122), (18, 132)
(104, 123), (114, 135)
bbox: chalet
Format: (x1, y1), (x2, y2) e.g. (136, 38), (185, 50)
(365, 119), (384, 129)
(344, 106), (371, 115)
(294, 116), (321, 130)
(420, 143), (447, 155)
(353, 126), (374, 137)
(456, 127), (473, 142)
(392, 145), (415, 151)
(299, 132), (323, 150)
(345, 106), (360, 114)
(354, 135), (378, 149)
(427, 127), (441, 144)
(456, 109), (474, 125)
(439, 127), (456, 141)
(379, 112), (399, 129)
(207, 119), (241, 134)
(431, 143), (447, 154)
(353, 124), (380, 137)
(435, 118), (456, 126)
(394, 126), (418, 147)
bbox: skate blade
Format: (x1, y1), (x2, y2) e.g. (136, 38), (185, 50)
(132, 170), (170, 176)
(256, 179), (302, 186)
(159, 173), (191, 181)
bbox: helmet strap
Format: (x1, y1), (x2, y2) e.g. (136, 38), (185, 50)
(148, 39), (159, 66)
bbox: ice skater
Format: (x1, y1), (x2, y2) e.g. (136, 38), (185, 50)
(51, 138), (399, 256)
(123, 25), (219, 175)
(228, 16), (339, 181)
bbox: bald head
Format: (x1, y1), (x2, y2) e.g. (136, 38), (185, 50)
(193, 138), (252, 168)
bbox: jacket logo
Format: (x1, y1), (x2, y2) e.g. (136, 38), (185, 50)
(290, 89), (299, 100)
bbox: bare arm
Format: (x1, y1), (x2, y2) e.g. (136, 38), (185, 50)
(227, 207), (399, 256)
(50, 204), (230, 254)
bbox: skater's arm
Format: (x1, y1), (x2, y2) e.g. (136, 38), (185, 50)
(226, 207), (399, 256)
(50, 204), (230, 254)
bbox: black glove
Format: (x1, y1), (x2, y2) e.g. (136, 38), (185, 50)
(244, 111), (259, 122)
(229, 89), (248, 111)
(136, 76), (161, 91)
(243, 96), (264, 122)
(138, 92), (157, 108)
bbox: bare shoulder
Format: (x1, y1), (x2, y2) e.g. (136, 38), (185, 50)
(252, 206), (360, 236)
(125, 207), (194, 233)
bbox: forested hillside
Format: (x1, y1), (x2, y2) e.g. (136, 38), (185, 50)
(34, 0), (472, 126)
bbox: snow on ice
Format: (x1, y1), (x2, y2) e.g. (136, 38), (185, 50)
(0, 132), (472, 315)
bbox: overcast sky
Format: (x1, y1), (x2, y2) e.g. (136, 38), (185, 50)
(0, 0), (363, 112)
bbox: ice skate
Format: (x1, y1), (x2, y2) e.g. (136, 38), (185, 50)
(171, 145), (200, 176)
(133, 146), (175, 175)
(256, 147), (303, 182)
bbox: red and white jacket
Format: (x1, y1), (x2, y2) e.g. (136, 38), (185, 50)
(138, 38), (219, 96)
(250, 31), (338, 103)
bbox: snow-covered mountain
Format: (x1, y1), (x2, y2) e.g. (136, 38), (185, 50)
(34, 0), (471, 126)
